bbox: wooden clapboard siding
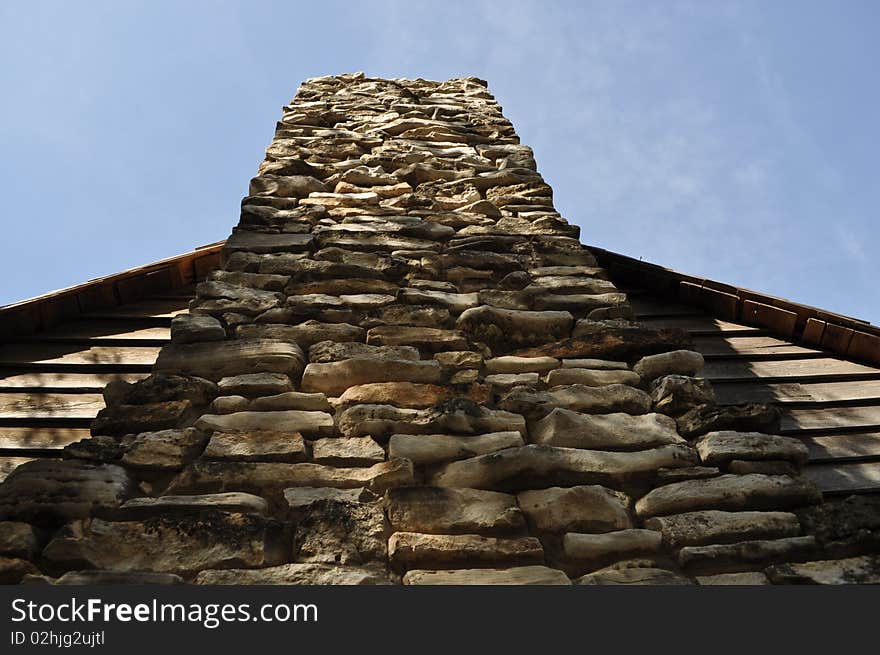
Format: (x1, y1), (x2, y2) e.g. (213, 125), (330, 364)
(804, 462), (880, 495)
(0, 371), (149, 390)
(627, 287), (880, 495)
(0, 282), (199, 462)
(0, 344), (162, 367)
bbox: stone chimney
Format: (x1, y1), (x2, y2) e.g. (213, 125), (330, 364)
(0, 74), (830, 585)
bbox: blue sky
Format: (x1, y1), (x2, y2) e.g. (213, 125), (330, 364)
(1, 0), (877, 323)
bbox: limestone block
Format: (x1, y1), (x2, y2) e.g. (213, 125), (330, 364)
(563, 530), (663, 566)
(195, 410), (334, 438)
(765, 555), (880, 584)
(311, 437), (385, 466)
(171, 314), (225, 344)
(678, 536), (817, 574)
(121, 427), (207, 470)
(43, 514), (282, 574)
(218, 373), (294, 397)
(644, 510), (801, 547)
(695, 431), (809, 466)
(385, 486), (525, 535)
(389, 532), (544, 568)
(485, 355), (559, 374)
(119, 493), (269, 518)
(300, 358), (442, 396)
(203, 430), (308, 462)
(167, 459), (413, 495)
(308, 341), (419, 363)
(545, 368), (641, 387)
(635, 474), (822, 518)
(403, 566), (571, 585)
(195, 563), (392, 585)
(237, 321), (365, 348)
(516, 486), (632, 533)
(0, 460), (132, 521)
(432, 443), (698, 491)
(677, 403), (781, 439)
(498, 384), (651, 418)
(388, 431), (524, 465)
(338, 403), (526, 439)
(531, 409), (685, 450)
(650, 375), (716, 416)
(366, 326), (469, 352)
(456, 306), (573, 348)
(293, 498), (386, 565)
(0, 522), (42, 559)
(575, 566), (693, 585)
(155, 339), (305, 382)
(633, 350), (705, 382)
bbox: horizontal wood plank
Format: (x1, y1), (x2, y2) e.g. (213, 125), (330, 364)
(17, 320), (171, 341)
(636, 316), (763, 335)
(81, 299), (190, 319)
(804, 461), (880, 494)
(0, 427), (89, 451)
(0, 344), (161, 367)
(802, 433), (880, 463)
(714, 380), (880, 405)
(0, 393), (104, 419)
(691, 335), (821, 357)
(702, 357), (880, 382)
(781, 406), (880, 433)
(0, 371), (148, 389)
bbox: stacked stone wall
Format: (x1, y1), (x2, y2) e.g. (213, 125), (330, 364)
(1, 73), (877, 585)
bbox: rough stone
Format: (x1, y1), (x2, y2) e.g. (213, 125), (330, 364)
(765, 555), (880, 584)
(301, 358), (442, 396)
(485, 356), (559, 374)
(389, 532), (544, 568)
(0, 460), (132, 521)
(498, 384), (652, 419)
(633, 350), (704, 382)
(366, 326), (469, 352)
(516, 486), (632, 533)
(338, 402), (526, 439)
(203, 430), (308, 462)
(697, 571), (770, 585)
(118, 493), (269, 518)
(433, 443), (698, 491)
(677, 403), (781, 439)
(678, 536), (817, 574)
(695, 431), (809, 466)
(195, 563), (392, 585)
(218, 373), (294, 397)
(312, 437), (385, 466)
(651, 375), (716, 416)
(121, 427), (207, 470)
(403, 566), (570, 585)
(545, 367), (641, 387)
(43, 514), (283, 574)
(644, 510), (802, 547)
(532, 409), (685, 451)
(171, 314), (226, 344)
(293, 498), (386, 565)
(0, 557), (39, 584)
(564, 530), (663, 567)
(0, 521), (42, 559)
(195, 410), (334, 438)
(92, 400), (192, 436)
(385, 486), (525, 535)
(388, 431), (524, 465)
(168, 459), (414, 495)
(154, 339), (305, 382)
(636, 474), (822, 518)
(338, 382), (461, 409)
(456, 306), (573, 349)
(575, 566), (693, 585)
